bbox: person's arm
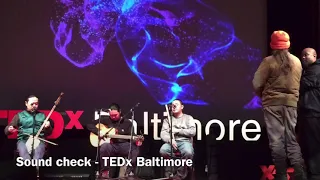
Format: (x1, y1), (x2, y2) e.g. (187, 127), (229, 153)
(44, 120), (53, 135)
(160, 118), (171, 143)
(4, 114), (19, 135)
(300, 69), (320, 91)
(86, 117), (106, 135)
(253, 58), (270, 97)
(176, 115), (196, 137)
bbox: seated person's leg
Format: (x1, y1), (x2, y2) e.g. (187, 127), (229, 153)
(116, 142), (140, 176)
(17, 141), (31, 160)
(159, 143), (173, 158)
(160, 143), (176, 177)
(177, 141), (194, 159)
(175, 141), (194, 179)
(100, 143), (116, 177)
(33, 141), (46, 160)
(33, 141), (46, 174)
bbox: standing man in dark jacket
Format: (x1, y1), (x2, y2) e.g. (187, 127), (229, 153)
(253, 30), (307, 180)
(297, 48), (320, 180)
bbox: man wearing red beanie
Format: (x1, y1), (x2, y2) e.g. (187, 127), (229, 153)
(253, 31), (307, 180)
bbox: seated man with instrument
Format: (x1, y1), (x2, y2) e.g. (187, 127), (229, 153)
(4, 95), (52, 172)
(87, 103), (143, 178)
(160, 99), (196, 180)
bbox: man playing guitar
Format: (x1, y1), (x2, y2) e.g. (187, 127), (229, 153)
(86, 103), (143, 178)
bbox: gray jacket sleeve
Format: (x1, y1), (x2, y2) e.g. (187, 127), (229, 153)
(160, 118), (171, 143)
(177, 115), (196, 137)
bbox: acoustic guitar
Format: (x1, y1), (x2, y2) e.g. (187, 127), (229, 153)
(89, 123), (144, 147)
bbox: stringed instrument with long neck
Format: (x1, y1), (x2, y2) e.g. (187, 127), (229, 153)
(25, 92), (63, 154)
(89, 123), (144, 147)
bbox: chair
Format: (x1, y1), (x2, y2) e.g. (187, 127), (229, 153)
(108, 159), (128, 178)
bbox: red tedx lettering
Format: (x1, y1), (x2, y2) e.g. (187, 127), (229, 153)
(0, 110), (7, 119)
(260, 165), (294, 180)
(2, 110), (84, 139)
(40, 110), (64, 139)
(260, 165), (275, 180)
(65, 111), (83, 129)
(8, 110), (23, 139)
(287, 167), (294, 174)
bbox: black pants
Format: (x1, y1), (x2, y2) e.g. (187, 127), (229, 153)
(298, 114), (320, 180)
(263, 106), (306, 179)
(100, 142), (139, 174)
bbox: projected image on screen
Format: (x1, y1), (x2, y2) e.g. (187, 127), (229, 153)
(50, 0), (262, 109)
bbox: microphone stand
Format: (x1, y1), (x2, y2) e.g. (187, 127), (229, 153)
(96, 109), (102, 178)
(126, 102), (140, 176)
(169, 108), (174, 178)
(31, 113), (35, 159)
(31, 112), (37, 178)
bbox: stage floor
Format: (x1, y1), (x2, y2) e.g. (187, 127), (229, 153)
(101, 178), (170, 180)
(0, 160), (202, 180)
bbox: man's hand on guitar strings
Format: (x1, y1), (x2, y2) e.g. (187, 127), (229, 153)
(136, 140), (143, 146)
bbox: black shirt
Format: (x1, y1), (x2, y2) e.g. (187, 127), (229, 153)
(86, 116), (135, 143)
(298, 59), (320, 117)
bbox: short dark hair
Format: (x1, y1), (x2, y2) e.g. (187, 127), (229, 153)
(109, 103), (121, 111)
(172, 99), (183, 105)
(26, 95), (37, 102)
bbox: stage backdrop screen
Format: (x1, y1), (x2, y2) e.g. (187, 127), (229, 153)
(0, 0), (267, 130)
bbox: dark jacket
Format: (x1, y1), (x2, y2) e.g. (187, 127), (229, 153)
(298, 59), (320, 116)
(253, 52), (302, 107)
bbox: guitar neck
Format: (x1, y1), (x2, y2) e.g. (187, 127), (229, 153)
(108, 134), (136, 140)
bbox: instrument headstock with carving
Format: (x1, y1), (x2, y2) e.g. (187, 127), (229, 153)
(54, 92), (64, 105)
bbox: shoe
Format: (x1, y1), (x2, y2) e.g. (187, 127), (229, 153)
(36, 167), (40, 179)
(125, 171), (138, 178)
(165, 166), (174, 177)
(170, 175), (182, 180)
(273, 161), (288, 180)
(293, 164), (307, 180)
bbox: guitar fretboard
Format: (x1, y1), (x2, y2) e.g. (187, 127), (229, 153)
(107, 134), (137, 140)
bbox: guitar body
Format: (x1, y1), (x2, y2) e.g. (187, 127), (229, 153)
(89, 123), (116, 147)
(89, 123), (144, 147)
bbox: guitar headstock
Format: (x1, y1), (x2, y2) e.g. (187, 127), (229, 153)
(135, 135), (144, 141)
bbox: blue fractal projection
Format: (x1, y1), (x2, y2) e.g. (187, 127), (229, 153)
(50, 0), (262, 109)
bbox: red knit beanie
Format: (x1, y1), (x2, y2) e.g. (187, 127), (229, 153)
(270, 30), (290, 50)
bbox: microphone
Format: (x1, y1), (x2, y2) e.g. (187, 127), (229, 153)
(129, 102), (140, 112)
(134, 102), (140, 108)
(167, 104), (176, 110)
